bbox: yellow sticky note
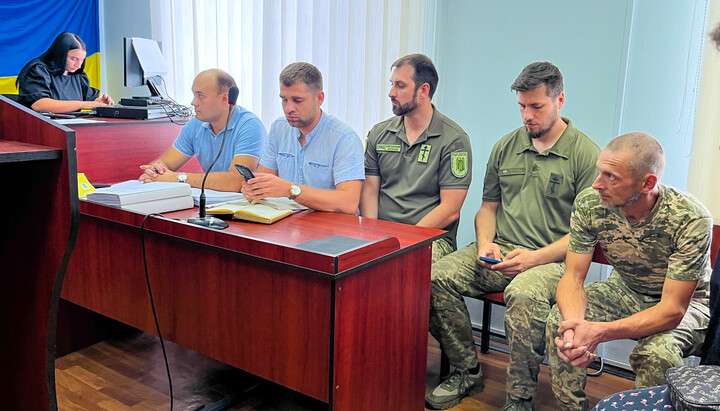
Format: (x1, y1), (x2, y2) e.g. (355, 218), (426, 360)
(78, 173), (96, 198)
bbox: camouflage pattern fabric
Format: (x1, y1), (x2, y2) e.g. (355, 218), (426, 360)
(569, 185), (713, 302)
(546, 272), (710, 410)
(546, 185), (713, 410)
(504, 258), (565, 399)
(429, 241), (565, 401)
(432, 238), (455, 264)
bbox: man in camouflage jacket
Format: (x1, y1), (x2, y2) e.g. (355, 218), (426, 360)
(548, 132), (712, 411)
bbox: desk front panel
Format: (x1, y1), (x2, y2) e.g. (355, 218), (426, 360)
(63, 215), (332, 402)
(71, 119), (202, 184)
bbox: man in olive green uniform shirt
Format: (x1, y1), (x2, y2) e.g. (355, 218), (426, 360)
(548, 132), (711, 411)
(361, 54), (472, 263)
(426, 62), (600, 411)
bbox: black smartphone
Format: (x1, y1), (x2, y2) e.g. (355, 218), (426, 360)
(478, 256), (501, 265)
(235, 164), (256, 181)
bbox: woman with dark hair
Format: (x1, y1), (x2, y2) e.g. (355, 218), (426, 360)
(16, 31), (114, 113)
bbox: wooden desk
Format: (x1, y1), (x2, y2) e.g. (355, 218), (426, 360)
(0, 97), (79, 410)
(62, 201), (442, 410)
(68, 117), (201, 184)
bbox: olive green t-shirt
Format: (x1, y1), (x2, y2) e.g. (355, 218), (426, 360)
(365, 106), (472, 248)
(483, 118), (600, 252)
(569, 185), (712, 302)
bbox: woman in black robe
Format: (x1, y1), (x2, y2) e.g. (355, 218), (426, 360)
(16, 31), (114, 113)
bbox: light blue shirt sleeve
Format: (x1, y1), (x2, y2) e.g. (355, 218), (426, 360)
(172, 120), (198, 158)
(259, 120), (280, 171)
(332, 130), (365, 185)
(231, 117), (266, 159)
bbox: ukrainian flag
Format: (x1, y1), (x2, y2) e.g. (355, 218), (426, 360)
(0, 0), (100, 95)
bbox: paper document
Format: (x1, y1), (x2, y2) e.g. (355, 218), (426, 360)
(191, 188), (245, 207)
(86, 180), (192, 206)
(206, 198), (308, 224)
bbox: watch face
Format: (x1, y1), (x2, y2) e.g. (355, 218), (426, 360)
(290, 185), (301, 196)
(178, 173), (187, 183)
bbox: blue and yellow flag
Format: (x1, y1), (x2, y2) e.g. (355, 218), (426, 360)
(0, 0), (100, 94)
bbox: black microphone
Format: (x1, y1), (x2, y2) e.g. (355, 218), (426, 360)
(187, 85), (239, 229)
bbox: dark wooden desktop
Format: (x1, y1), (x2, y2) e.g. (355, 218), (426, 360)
(59, 116), (443, 410)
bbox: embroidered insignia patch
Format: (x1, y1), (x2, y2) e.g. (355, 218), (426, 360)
(500, 168), (526, 176)
(417, 144), (431, 163)
(546, 173), (563, 197)
(376, 144), (401, 152)
(451, 152), (468, 178)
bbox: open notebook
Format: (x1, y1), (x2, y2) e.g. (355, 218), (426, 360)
(206, 197), (308, 224)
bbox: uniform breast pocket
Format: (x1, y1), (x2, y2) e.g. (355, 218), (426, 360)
(277, 152), (296, 179)
(545, 172), (565, 199)
(498, 168), (526, 191)
(305, 160), (333, 189)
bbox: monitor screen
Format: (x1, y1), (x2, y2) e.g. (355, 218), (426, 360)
(123, 37), (169, 98)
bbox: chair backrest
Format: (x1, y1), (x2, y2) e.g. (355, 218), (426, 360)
(711, 224), (719, 267)
(592, 243), (609, 265)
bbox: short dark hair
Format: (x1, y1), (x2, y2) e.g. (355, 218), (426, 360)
(710, 22), (720, 52)
(392, 54), (439, 99)
(279, 62), (323, 92)
(511, 61), (563, 98)
(213, 69), (236, 94)
(606, 132), (665, 181)
(17, 32), (88, 86)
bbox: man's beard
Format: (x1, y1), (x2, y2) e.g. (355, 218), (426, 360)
(599, 189), (642, 209)
(392, 89), (419, 116)
(527, 106), (559, 139)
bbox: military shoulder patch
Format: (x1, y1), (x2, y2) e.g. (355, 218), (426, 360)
(451, 152), (468, 178)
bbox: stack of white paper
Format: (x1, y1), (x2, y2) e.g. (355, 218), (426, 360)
(86, 180), (194, 214)
(191, 188), (245, 207)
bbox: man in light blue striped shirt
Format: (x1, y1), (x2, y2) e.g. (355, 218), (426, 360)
(242, 62), (364, 214)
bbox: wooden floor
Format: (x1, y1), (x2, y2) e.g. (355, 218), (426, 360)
(55, 332), (635, 410)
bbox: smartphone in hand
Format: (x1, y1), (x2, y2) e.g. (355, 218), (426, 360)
(478, 256), (501, 265)
(235, 164), (256, 181)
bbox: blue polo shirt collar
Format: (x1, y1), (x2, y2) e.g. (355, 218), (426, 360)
(201, 108), (238, 137)
(301, 110), (327, 146)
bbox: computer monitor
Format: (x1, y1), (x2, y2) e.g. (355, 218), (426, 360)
(123, 37), (170, 99)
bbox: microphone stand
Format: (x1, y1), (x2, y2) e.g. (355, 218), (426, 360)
(187, 86), (239, 229)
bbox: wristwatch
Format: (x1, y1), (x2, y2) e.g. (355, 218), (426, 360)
(177, 172), (188, 183)
(289, 184), (301, 200)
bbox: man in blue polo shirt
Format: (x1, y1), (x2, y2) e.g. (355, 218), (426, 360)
(139, 69), (266, 191)
(241, 62), (364, 214)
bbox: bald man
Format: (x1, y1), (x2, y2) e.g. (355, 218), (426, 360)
(139, 69), (266, 191)
(547, 132), (712, 410)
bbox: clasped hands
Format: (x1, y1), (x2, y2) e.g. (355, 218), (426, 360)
(477, 244), (539, 277)
(139, 162), (177, 183)
(554, 319), (601, 368)
(241, 173), (291, 201)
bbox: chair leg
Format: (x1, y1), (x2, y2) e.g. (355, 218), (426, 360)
(440, 348), (451, 378)
(481, 300), (492, 354)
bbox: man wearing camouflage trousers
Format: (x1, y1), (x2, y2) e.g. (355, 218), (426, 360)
(425, 61), (600, 410)
(548, 132), (712, 411)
